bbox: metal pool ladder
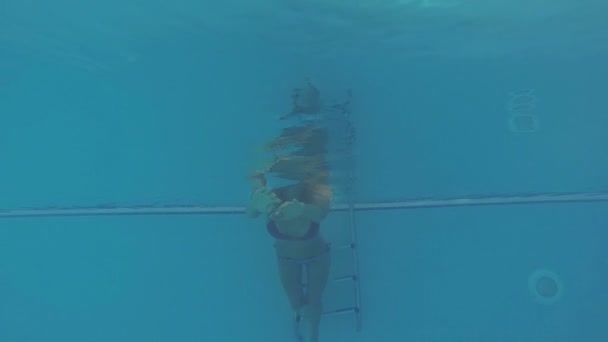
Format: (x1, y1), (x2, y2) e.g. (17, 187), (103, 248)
(323, 203), (362, 331)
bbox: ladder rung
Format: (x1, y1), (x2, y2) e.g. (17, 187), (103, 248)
(334, 243), (356, 250)
(333, 274), (358, 282)
(323, 306), (359, 316)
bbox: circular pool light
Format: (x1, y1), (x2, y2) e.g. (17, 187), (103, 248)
(528, 269), (563, 304)
(509, 114), (539, 133)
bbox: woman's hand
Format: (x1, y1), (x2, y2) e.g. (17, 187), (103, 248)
(250, 187), (281, 214)
(270, 200), (305, 221)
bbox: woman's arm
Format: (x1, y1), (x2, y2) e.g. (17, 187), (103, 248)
(247, 187), (281, 218)
(246, 201), (261, 218)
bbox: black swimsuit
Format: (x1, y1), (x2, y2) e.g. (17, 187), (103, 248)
(267, 220), (320, 240)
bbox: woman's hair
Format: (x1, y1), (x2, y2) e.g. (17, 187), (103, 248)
(248, 80), (337, 209)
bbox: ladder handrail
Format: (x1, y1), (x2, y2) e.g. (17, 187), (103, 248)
(348, 202), (363, 331)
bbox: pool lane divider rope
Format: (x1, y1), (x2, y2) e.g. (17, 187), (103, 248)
(1, 192), (607, 219)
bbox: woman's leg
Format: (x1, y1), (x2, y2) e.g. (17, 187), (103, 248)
(277, 258), (306, 314)
(304, 248), (331, 342)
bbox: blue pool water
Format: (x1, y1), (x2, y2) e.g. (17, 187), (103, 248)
(1, 1), (607, 341)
